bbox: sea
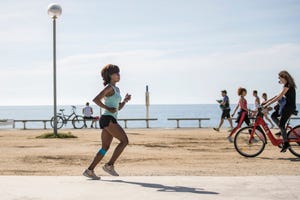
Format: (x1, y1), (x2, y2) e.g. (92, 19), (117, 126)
(0, 104), (299, 129)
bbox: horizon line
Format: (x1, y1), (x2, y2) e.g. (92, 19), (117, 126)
(2, 103), (300, 107)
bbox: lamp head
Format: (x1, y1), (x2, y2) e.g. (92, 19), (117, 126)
(47, 3), (62, 18)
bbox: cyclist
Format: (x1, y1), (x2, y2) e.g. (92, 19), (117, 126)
(213, 90), (233, 132)
(262, 70), (297, 153)
(227, 87), (251, 143)
(83, 64), (131, 180)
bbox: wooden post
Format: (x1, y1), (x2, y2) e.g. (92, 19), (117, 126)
(198, 119), (202, 128)
(176, 120), (180, 128)
(43, 121), (47, 129)
(124, 120), (128, 129)
(22, 121), (26, 130)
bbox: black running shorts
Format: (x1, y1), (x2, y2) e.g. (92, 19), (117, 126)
(99, 115), (117, 129)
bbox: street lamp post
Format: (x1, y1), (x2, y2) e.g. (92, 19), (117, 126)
(48, 3), (62, 136)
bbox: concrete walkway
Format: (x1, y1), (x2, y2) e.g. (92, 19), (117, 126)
(0, 176), (299, 200)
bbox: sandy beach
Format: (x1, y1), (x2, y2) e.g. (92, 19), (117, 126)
(0, 128), (299, 176)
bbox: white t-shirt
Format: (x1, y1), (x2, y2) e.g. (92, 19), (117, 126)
(83, 106), (93, 117)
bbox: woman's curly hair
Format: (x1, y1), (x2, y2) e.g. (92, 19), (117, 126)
(237, 87), (247, 96)
(101, 64), (120, 86)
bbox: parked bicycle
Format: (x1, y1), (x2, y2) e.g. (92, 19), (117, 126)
(234, 106), (300, 158)
(50, 106), (85, 129)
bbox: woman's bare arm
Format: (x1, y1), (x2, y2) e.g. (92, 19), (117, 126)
(231, 103), (239, 117)
(119, 93), (131, 111)
(264, 87), (289, 108)
(93, 86), (117, 113)
(262, 95), (277, 105)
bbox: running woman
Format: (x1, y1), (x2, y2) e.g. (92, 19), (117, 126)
(262, 70), (297, 153)
(227, 87), (251, 143)
(213, 90), (233, 132)
(83, 64), (131, 180)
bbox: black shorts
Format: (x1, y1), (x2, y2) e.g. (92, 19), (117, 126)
(221, 109), (231, 119)
(99, 115), (117, 129)
(84, 116), (95, 120)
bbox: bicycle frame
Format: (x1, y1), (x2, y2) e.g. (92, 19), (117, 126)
(250, 110), (300, 146)
(285, 118), (295, 133)
(57, 110), (76, 123)
(251, 115), (282, 146)
(51, 106), (85, 129)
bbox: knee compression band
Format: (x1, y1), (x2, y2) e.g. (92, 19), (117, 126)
(98, 148), (107, 156)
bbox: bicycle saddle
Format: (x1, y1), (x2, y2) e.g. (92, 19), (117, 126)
(59, 109), (65, 112)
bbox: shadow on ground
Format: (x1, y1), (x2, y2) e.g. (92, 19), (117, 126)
(259, 157), (300, 162)
(102, 179), (219, 195)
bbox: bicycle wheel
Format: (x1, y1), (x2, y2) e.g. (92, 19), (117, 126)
(72, 116), (85, 129)
(234, 126), (266, 157)
(288, 125), (300, 157)
(50, 116), (64, 129)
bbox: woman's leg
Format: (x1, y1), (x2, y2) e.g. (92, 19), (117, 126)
(88, 129), (113, 170)
(105, 122), (129, 165)
(279, 109), (292, 152)
(279, 110), (291, 143)
(229, 111), (246, 137)
(271, 110), (280, 127)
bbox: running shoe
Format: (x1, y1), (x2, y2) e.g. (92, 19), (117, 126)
(103, 163), (119, 176)
(213, 128), (220, 132)
(83, 169), (101, 180)
(227, 136), (233, 143)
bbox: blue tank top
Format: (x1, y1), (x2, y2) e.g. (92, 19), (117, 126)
(103, 84), (122, 119)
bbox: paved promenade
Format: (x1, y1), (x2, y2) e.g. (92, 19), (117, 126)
(1, 176), (299, 200)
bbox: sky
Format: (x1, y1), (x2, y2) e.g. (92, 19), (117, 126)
(0, 0), (300, 106)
